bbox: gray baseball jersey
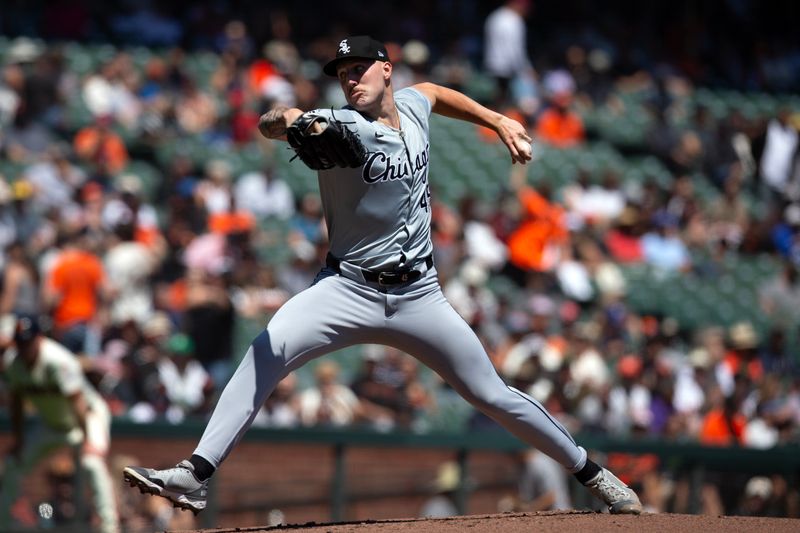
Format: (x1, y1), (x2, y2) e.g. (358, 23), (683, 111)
(313, 88), (433, 270)
(192, 87), (587, 477)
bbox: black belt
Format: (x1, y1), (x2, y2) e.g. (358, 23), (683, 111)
(326, 253), (433, 286)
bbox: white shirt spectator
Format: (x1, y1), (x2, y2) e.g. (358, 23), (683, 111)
(443, 260), (498, 326)
(571, 184), (626, 225)
(101, 198), (159, 231)
(157, 357), (211, 414)
(556, 259), (594, 302)
(542, 69), (576, 97)
(298, 384), (359, 427)
(0, 79), (20, 128)
(714, 360), (736, 398)
(252, 402), (300, 428)
(196, 181), (232, 215)
(484, 4), (531, 78)
(743, 417), (779, 449)
(82, 72), (141, 128)
(569, 347), (610, 391)
(502, 334), (545, 379)
(760, 117), (798, 193)
(0, 197), (17, 252)
(196, 160), (233, 214)
(235, 170), (295, 220)
(260, 74), (296, 108)
(104, 240), (155, 325)
(607, 384), (652, 433)
(25, 159), (86, 213)
(463, 220), (507, 269)
(672, 365), (705, 414)
(594, 261), (627, 297)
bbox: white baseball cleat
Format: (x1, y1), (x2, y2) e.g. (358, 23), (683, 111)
(583, 468), (643, 515)
(123, 459), (208, 515)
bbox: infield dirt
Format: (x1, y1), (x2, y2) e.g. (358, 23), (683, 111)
(175, 510), (800, 533)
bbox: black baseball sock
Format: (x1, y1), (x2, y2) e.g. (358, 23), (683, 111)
(189, 454), (216, 481)
(574, 459), (602, 485)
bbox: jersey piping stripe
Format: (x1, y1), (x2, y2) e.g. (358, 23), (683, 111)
(506, 385), (577, 446)
(447, 304), (579, 449)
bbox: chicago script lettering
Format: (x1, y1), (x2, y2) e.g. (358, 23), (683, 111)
(363, 144), (429, 184)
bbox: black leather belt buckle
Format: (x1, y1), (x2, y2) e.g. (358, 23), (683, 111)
(377, 270), (421, 286)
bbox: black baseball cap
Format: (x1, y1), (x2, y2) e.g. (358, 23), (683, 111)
(14, 314), (41, 344)
(323, 35), (389, 77)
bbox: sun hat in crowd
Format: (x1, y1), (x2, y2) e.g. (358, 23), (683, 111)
(143, 311), (173, 338)
(729, 321), (758, 350)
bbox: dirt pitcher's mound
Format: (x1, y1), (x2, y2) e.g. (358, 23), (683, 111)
(178, 510), (800, 533)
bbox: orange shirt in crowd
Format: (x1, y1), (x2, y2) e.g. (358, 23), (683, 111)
(74, 126), (129, 174)
(534, 108), (585, 148)
(722, 351), (764, 382)
(165, 278), (189, 314)
(699, 408), (746, 446)
(248, 59), (277, 92)
(135, 226), (162, 248)
(507, 187), (569, 272)
(208, 211), (256, 235)
(47, 249), (105, 328)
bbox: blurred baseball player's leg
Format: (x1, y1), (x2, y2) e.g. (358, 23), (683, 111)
(0, 425), (71, 529)
(0, 415), (119, 533)
(381, 270), (641, 514)
(82, 402), (119, 533)
(82, 454), (119, 533)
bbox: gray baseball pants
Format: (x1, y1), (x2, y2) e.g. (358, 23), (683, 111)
(194, 266), (587, 473)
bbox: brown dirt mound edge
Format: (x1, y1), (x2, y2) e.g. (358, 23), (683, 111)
(172, 511), (800, 533)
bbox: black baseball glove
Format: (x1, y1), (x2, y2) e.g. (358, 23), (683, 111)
(286, 112), (368, 171)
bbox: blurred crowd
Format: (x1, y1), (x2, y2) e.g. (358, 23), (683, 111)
(0, 0), (799, 527)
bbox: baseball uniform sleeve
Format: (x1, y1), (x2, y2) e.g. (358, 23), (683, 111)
(394, 87), (432, 128)
(45, 341), (85, 396)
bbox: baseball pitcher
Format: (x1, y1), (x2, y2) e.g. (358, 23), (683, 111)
(123, 35), (641, 516)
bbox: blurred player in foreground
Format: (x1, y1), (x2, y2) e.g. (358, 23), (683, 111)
(0, 314), (119, 533)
